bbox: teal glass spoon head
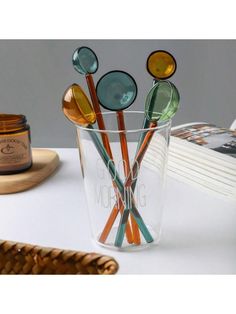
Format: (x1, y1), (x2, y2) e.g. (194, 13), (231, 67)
(72, 46), (98, 75)
(96, 70), (138, 111)
(145, 80), (180, 122)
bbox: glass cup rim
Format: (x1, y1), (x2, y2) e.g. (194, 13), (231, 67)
(75, 110), (171, 134)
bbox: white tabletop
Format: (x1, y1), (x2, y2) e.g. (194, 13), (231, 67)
(0, 148), (235, 274)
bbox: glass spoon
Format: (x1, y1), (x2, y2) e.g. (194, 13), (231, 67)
(96, 70), (141, 244)
(72, 46), (114, 157)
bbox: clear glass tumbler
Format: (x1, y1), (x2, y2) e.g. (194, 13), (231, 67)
(76, 111), (171, 251)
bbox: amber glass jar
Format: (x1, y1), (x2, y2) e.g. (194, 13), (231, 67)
(0, 114), (32, 175)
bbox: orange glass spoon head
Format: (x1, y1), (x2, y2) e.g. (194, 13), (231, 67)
(146, 50), (177, 80)
(62, 84), (96, 126)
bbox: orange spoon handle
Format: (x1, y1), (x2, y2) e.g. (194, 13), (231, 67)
(86, 74), (113, 157)
(126, 121), (157, 187)
(116, 111), (140, 245)
(98, 196), (122, 243)
(86, 74), (133, 244)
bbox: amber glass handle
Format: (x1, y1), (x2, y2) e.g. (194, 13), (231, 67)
(126, 121), (157, 187)
(86, 74), (113, 157)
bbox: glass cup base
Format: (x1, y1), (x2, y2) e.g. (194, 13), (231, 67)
(95, 225), (161, 252)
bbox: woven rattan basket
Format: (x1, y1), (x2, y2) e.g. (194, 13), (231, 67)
(0, 240), (119, 275)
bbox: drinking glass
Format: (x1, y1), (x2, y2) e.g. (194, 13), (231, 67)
(76, 111), (171, 251)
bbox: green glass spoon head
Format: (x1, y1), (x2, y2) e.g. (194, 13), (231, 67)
(96, 70), (137, 111)
(72, 46), (98, 75)
(145, 80), (180, 122)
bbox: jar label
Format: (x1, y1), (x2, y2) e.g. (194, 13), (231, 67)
(0, 132), (32, 170)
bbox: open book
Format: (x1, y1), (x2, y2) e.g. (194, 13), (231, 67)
(145, 122), (236, 199)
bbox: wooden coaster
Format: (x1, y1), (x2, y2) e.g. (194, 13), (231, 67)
(0, 149), (60, 194)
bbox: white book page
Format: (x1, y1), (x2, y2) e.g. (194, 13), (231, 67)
(143, 122), (236, 200)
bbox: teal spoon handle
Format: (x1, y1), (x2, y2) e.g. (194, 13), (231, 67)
(114, 208), (130, 247)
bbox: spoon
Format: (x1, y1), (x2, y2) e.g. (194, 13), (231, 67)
(62, 83), (96, 126)
(96, 70), (140, 244)
(102, 80), (180, 246)
(131, 80), (180, 189)
(62, 84), (153, 246)
(72, 46), (113, 157)
(73, 48), (133, 244)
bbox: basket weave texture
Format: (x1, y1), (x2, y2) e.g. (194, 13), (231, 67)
(0, 240), (119, 275)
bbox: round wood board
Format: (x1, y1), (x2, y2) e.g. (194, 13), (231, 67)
(0, 149), (60, 194)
